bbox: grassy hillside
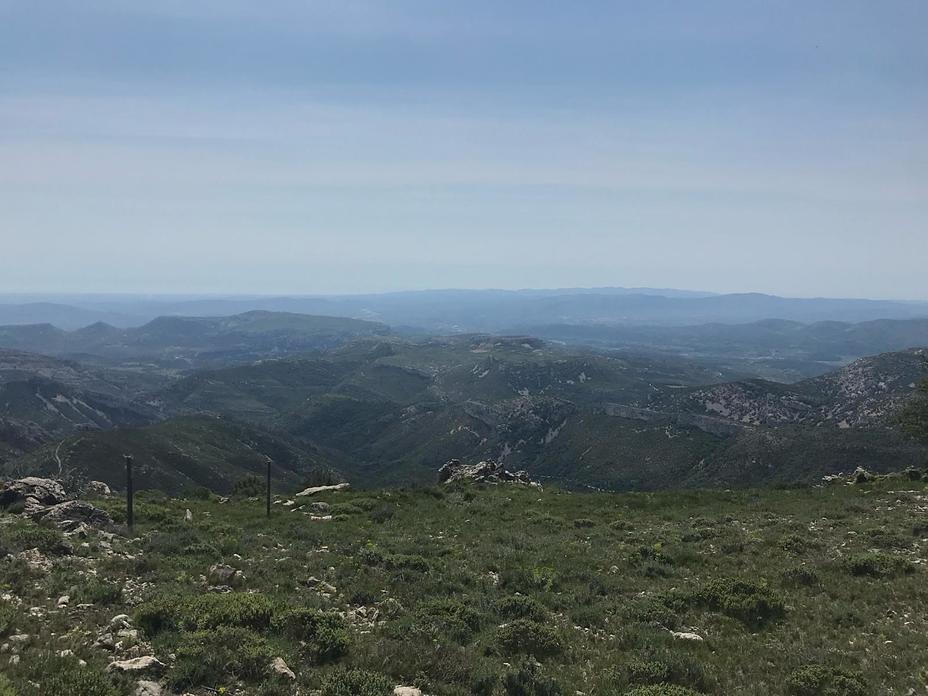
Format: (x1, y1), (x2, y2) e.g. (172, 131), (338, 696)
(7, 416), (346, 494)
(2, 475), (927, 695)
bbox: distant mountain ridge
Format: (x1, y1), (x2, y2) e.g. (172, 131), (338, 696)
(2, 288), (926, 332)
(0, 310), (389, 366)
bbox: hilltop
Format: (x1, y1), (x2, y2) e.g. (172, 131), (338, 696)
(0, 471), (926, 695)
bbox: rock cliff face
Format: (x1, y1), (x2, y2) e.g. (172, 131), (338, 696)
(438, 459), (539, 486)
(674, 348), (926, 429)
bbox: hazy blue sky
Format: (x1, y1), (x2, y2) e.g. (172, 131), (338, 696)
(1, 1), (926, 298)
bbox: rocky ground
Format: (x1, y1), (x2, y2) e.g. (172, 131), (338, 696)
(1, 470), (927, 695)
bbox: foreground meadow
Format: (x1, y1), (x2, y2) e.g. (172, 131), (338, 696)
(1, 475), (927, 695)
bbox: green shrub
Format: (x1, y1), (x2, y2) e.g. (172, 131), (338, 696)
(843, 553), (914, 578)
(613, 649), (712, 693)
(414, 598), (483, 643)
(781, 567), (820, 588)
(232, 475), (264, 498)
(16, 653), (119, 696)
(780, 533), (814, 554)
(272, 608), (349, 662)
(0, 602), (16, 637)
(320, 668), (393, 696)
(385, 554), (430, 572)
(623, 659), (671, 686)
(494, 595), (549, 622)
(75, 579), (122, 606)
(136, 592), (275, 636)
(169, 626), (273, 689)
(785, 665), (867, 696)
(0, 674), (14, 696)
(496, 619), (564, 657)
(502, 661), (564, 696)
(0, 522), (69, 556)
(690, 578), (785, 627)
(624, 686), (704, 696)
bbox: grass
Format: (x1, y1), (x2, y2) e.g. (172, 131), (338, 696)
(1, 478), (927, 694)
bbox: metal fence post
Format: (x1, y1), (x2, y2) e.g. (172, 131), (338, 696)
(125, 454), (134, 532)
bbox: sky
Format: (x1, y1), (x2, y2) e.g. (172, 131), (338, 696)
(1, 1), (927, 299)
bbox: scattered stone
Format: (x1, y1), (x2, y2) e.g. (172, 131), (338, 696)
(438, 459), (539, 486)
(295, 482), (350, 497)
(309, 501), (331, 513)
(670, 630), (704, 641)
(270, 656), (296, 680)
(84, 481), (112, 497)
(57, 595), (70, 608)
(394, 687), (423, 696)
(107, 656), (166, 676)
(134, 681), (163, 696)
(184, 509), (193, 523)
(8, 654), (19, 665)
(853, 467), (873, 484)
(110, 614), (132, 629)
(207, 563), (245, 588)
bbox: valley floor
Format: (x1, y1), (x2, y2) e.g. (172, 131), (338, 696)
(2, 477), (928, 695)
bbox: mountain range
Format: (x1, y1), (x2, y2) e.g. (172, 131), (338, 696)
(2, 288), (926, 332)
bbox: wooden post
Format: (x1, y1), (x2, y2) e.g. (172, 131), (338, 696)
(124, 454), (134, 533)
(266, 456), (272, 518)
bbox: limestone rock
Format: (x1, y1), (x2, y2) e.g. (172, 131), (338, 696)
(0, 477), (67, 508)
(134, 681), (163, 696)
(32, 500), (114, 531)
(295, 483), (350, 497)
(84, 481), (112, 497)
(438, 459), (538, 486)
(394, 688), (423, 696)
(208, 563), (245, 588)
(107, 655), (165, 676)
(270, 656), (296, 680)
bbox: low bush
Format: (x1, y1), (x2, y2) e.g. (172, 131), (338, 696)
(843, 552), (914, 578)
(496, 619), (564, 657)
(414, 598), (483, 643)
(231, 475), (264, 498)
(689, 578), (785, 627)
(169, 626), (273, 689)
(14, 653), (120, 696)
(272, 608), (349, 662)
(75, 578), (122, 606)
(135, 591), (275, 635)
(781, 566), (820, 588)
(0, 602), (16, 637)
(501, 661), (564, 696)
(320, 668), (393, 696)
(624, 686), (704, 696)
(494, 595), (549, 622)
(785, 664), (867, 696)
(613, 648), (712, 693)
(0, 522), (69, 556)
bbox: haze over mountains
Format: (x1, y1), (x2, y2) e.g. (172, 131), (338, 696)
(2, 288), (927, 331)
(0, 286), (925, 495)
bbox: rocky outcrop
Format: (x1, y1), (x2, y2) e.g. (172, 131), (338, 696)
(0, 477), (114, 531)
(0, 477), (67, 508)
(32, 500), (114, 531)
(438, 459), (538, 486)
(295, 482), (350, 497)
